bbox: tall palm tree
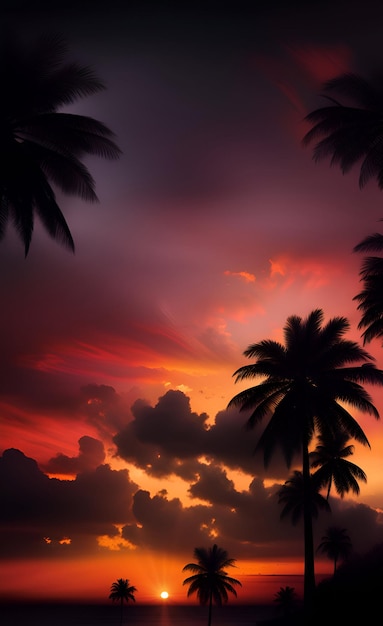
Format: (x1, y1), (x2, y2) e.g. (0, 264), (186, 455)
(109, 578), (136, 626)
(317, 526), (352, 575)
(302, 72), (383, 190)
(182, 544), (241, 626)
(310, 431), (367, 500)
(228, 308), (383, 615)
(353, 231), (383, 345)
(0, 33), (121, 255)
(277, 470), (331, 525)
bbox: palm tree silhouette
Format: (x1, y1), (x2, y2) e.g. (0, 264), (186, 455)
(317, 526), (352, 575)
(182, 544), (241, 626)
(302, 72), (383, 190)
(353, 230), (383, 345)
(109, 578), (136, 626)
(310, 431), (367, 500)
(228, 308), (383, 616)
(278, 470), (331, 525)
(0, 33), (121, 255)
(274, 585), (298, 618)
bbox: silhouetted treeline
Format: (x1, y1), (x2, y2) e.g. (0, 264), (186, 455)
(310, 542), (383, 623)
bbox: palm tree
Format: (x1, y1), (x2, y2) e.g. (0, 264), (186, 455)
(274, 585), (298, 618)
(353, 231), (383, 345)
(310, 431), (367, 500)
(109, 578), (136, 626)
(317, 526), (352, 575)
(182, 544), (241, 626)
(278, 470), (331, 525)
(0, 33), (121, 255)
(228, 308), (383, 615)
(302, 72), (383, 190)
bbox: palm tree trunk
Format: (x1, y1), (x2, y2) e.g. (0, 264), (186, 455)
(120, 597), (123, 626)
(302, 437), (316, 618)
(208, 589), (213, 626)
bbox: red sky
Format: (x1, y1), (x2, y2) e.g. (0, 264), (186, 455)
(2, 0), (383, 606)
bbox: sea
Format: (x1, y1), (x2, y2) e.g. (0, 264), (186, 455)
(0, 602), (278, 626)
(0, 574), (328, 626)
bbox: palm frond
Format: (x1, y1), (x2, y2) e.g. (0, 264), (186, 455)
(0, 33), (120, 254)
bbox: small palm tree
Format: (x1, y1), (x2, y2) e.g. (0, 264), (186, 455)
(310, 431), (367, 500)
(353, 230), (383, 345)
(277, 470), (331, 525)
(182, 544), (241, 626)
(317, 526), (352, 575)
(0, 33), (121, 255)
(274, 585), (298, 617)
(109, 578), (136, 626)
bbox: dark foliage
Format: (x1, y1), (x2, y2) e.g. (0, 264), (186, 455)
(310, 542), (383, 623)
(0, 33), (121, 255)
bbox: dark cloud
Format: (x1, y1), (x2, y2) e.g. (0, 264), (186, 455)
(42, 436), (106, 475)
(114, 391), (210, 478)
(188, 463), (238, 505)
(79, 385), (133, 438)
(114, 390), (299, 480)
(0, 448), (138, 558)
(111, 389), (383, 560)
(204, 407), (299, 478)
(123, 468), (383, 562)
(1, 443), (382, 566)
(121, 487), (227, 560)
(132, 391), (209, 453)
(326, 499), (383, 556)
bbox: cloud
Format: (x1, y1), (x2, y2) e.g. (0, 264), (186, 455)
(114, 389), (298, 480)
(114, 391), (210, 478)
(327, 499), (383, 555)
(42, 436), (106, 475)
(2, 441), (383, 566)
(224, 270), (256, 283)
(0, 448), (138, 558)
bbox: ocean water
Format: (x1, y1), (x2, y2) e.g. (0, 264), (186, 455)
(1, 574), (330, 626)
(0, 602), (277, 626)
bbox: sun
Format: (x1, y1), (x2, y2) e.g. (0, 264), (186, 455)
(160, 591), (169, 599)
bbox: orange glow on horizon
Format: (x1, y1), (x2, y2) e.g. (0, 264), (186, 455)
(0, 555), (333, 605)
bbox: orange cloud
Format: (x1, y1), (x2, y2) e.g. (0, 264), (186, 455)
(224, 270), (256, 283)
(269, 258), (286, 278)
(267, 256), (332, 290)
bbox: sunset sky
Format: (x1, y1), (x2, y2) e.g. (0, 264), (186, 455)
(2, 0), (383, 606)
